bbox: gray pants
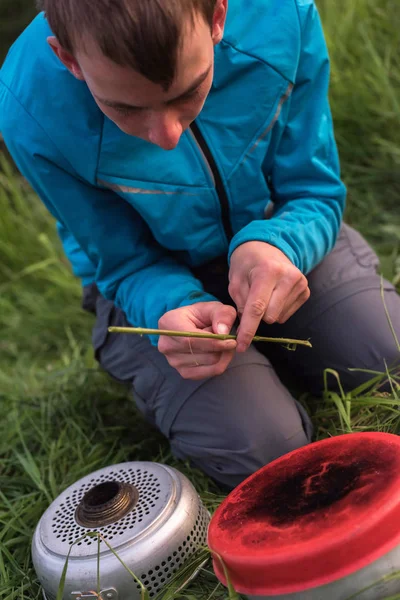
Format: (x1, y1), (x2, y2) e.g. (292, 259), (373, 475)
(83, 225), (400, 489)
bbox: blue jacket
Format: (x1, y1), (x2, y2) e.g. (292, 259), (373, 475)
(0, 0), (346, 340)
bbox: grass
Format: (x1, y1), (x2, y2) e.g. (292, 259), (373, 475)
(1, 0), (400, 598)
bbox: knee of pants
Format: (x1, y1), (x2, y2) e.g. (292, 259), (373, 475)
(291, 286), (400, 396)
(170, 401), (312, 490)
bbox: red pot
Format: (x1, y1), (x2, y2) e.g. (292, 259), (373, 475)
(208, 432), (400, 599)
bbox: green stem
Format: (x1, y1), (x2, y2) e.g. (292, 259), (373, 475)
(108, 326), (312, 348)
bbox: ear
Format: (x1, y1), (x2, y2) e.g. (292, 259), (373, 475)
(47, 36), (85, 80)
(212, 0), (228, 45)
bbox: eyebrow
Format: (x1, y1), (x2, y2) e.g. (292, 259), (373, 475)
(96, 64), (212, 111)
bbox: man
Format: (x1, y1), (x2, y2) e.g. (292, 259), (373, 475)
(0, 0), (399, 489)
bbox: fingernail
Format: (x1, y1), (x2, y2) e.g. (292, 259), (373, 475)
(217, 323), (230, 334)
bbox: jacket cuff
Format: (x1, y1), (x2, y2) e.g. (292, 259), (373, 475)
(228, 221), (300, 269)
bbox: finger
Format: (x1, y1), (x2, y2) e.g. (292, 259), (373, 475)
(228, 276), (249, 318)
(263, 274), (308, 324)
(185, 335), (237, 354)
(276, 278), (309, 322)
(178, 349), (235, 381)
(158, 331), (236, 355)
(278, 287), (311, 324)
(236, 276), (276, 352)
(167, 351), (223, 370)
(267, 275), (308, 324)
(211, 304), (237, 336)
(183, 316), (236, 352)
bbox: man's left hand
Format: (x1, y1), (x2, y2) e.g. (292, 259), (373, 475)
(229, 241), (310, 352)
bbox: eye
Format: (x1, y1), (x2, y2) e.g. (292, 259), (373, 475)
(113, 106), (141, 117)
(179, 88), (202, 104)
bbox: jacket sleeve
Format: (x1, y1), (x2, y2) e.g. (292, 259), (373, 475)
(0, 99), (216, 341)
(228, 0), (346, 275)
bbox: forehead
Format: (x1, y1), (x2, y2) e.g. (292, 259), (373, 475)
(76, 15), (214, 106)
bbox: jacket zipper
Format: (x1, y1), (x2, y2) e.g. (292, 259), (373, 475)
(190, 121), (234, 243)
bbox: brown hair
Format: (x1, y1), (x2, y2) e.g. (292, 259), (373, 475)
(37, 0), (217, 89)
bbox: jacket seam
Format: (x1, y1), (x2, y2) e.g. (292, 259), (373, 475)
(234, 82), (294, 173)
(294, 0), (315, 53)
(220, 39), (293, 85)
(0, 78), (100, 186)
(293, 0), (303, 47)
(95, 113), (106, 183)
(97, 178), (199, 196)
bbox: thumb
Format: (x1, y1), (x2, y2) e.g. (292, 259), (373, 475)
(211, 304), (237, 336)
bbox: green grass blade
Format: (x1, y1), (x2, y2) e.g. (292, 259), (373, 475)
(209, 552), (239, 600)
(97, 534), (150, 600)
(55, 545), (74, 600)
(381, 277), (400, 352)
(97, 534), (101, 595)
(323, 369), (346, 399)
(345, 570), (400, 599)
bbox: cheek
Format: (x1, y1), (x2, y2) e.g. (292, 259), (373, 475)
(115, 116), (145, 136)
(188, 79), (213, 118)
(102, 108), (146, 135)
(90, 96), (146, 136)
(180, 97), (208, 125)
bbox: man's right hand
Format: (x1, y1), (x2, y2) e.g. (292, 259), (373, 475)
(158, 302), (237, 381)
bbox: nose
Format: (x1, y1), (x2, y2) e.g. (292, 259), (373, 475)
(147, 111), (183, 150)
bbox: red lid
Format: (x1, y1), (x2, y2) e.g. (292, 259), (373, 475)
(208, 433), (400, 596)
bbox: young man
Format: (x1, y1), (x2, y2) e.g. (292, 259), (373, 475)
(1, 0), (399, 489)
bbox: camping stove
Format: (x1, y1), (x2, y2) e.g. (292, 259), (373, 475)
(32, 462), (210, 600)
